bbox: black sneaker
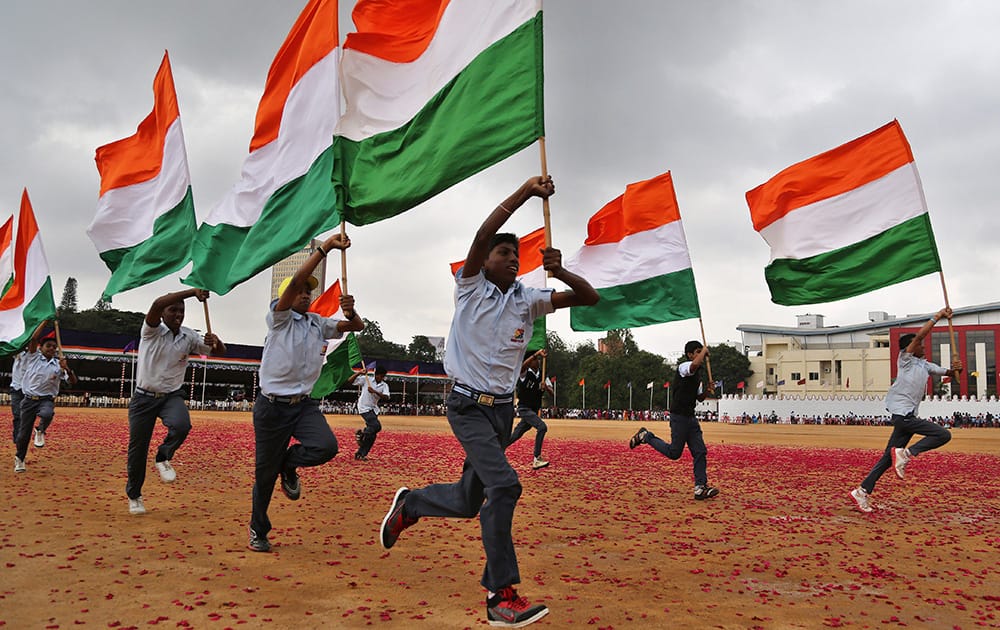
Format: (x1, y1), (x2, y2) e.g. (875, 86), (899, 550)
(380, 487), (417, 549)
(629, 427), (648, 449)
(248, 528), (271, 553)
(280, 467), (301, 501)
(486, 587), (549, 627)
(354, 451), (368, 461)
(694, 485), (719, 500)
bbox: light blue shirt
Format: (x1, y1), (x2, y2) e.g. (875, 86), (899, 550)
(259, 307), (344, 397)
(10, 350), (27, 390)
(21, 351), (68, 397)
(136, 322), (211, 393)
(884, 351), (947, 415)
(444, 269), (554, 394)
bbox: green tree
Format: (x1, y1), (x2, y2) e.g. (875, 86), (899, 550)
(705, 343), (753, 396)
(406, 335), (437, 361)
(58, 306), (146, 335)
(356, 318), (407, 360)
(58, 277), (78, 314)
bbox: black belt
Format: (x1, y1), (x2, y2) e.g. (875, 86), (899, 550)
(262, 393), (311, 405)
(25, 394), (54, 401)
(135, 387), (182, 399)
(452, 384), (513, 407)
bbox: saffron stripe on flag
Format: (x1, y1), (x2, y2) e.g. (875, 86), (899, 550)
(747, 120), (914, 231)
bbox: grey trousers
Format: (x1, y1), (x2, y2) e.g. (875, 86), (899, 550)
(250, 395), (338, 537)
(10, 388), (22, 442)
(126, 391), (191, 500)
(510, 407), (547, 458)
(15, 397), (54, 460)
(861, 413), (951, 494)
(405, 391), (522, 591)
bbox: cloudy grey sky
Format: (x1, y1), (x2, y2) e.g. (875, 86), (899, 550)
(2, 1), (999, 358)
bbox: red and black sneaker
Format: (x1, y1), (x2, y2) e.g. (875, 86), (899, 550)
(487, 587), (549, 627)
(379, 487), (417, 549)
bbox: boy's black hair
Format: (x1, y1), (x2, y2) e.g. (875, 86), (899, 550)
(899, 333), (916, 352)
(374, 366), (388, 376)
(489, 233), (519, 253)
(684, 340), (704, 355)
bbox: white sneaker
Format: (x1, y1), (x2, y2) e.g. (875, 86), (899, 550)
(34, 428), (45, 448)
(531, 457), (550, 470)
(155, 460), (177, 483)
(850, 487), (873, 513)
(14, 456), (26, 473)
(892, 447), (911, 479)
(129, 497), (146, 515)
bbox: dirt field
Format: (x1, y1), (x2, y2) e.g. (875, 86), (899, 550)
(2, 408), (999, 629)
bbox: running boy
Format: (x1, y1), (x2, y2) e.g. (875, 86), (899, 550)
(125, 288), (225, 515)
(850, 307), (961, 513)
(347, 365), (390, 461)
(14, 324), (77, 472)
(629, 341), (720, 500)
(510, 349), (552, 470)
(378, 175), (598, 628)
(248, 233), (364, 552)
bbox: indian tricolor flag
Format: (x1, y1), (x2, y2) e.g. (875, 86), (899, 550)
(0, 215), (13, 297)
(0, 191), (56, 356)
(89, 51), (196, 300)
(185, 0), (341, 295)
(747, 120), (942, 306)
(450, 226), (547, 351)
(567, 172), (701, 331)
(308, 280), (363, 399)
(333, 0), (544, 226)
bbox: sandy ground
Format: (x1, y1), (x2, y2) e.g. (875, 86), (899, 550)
(2, 408), (998, 629)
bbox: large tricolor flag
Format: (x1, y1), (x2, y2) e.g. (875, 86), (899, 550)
(0, 191), (56, 356)
(89, 52), (197, 300)
(308, 280), (363, 399)
(566, 171), (701, 331)
(747, 120), (941, 306)
(0, 216), (13, 297)
(333, 0), (544, 226)
(450, 226), (547, 351)
(185, 0), (342, 295)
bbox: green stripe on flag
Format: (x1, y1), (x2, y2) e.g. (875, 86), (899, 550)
(0, 277), (56, 356)
(310, 332), (363, 399)
(764, 214), (941, 306)
(526, 316), (545, 352)
(98, 187), (197, 300)
(570, 268), (701, 332)
(335, 13), (544, 226)
(185, 147), (341, 295)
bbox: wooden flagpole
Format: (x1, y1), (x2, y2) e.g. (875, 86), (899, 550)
(699, 317), (715, 388)
(938, 271), (958, 363)
(202, 300), (213, 335)
(538, 136), (553, 248)
(53, 319), (65, 360)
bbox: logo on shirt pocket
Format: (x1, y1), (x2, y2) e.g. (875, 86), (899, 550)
(510, 328), (525, 343)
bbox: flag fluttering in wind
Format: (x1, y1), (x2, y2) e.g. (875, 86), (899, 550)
(308, 280), (363, 399)
(450, 226), (547, 351)
(747, 120), (941, 306)
(0, 216), (13, 297)
(0, 191), (56, 356)
(186, 0), (342, 295)
(578, 378), (585, 386)
(89, 51), (196, 300)
(566, 171), (701, 331)
(646, 381), (654, 390)
(333, 0), (544, 226)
